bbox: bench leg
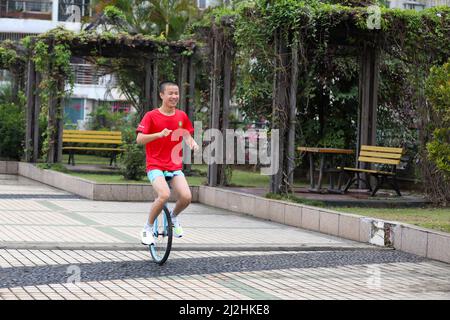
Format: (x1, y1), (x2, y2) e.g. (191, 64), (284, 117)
(365, 177), (372, 192)
(110, 153), (118, 167)
(309, 153), (315, 189)
(68, 152), (75, 166)
(371, 175), (382, 197)
(390, 176), (402, 196)
(344, 175), (356, 192)
(337, 169), (345, 190)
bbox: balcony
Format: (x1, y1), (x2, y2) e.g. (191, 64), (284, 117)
(0, 0), (52, 20)
(71, 63), (117, 87)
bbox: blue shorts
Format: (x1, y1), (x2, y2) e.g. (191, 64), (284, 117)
(147, 169), (184, 184)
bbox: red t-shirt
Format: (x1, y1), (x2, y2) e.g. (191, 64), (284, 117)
(136, 108), (194, 172)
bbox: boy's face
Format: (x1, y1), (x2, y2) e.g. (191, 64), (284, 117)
(160, 85), (179, 108)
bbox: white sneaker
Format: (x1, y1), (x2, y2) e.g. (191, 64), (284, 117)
(141, 227), (156, 245)
(171, 212), (183, 238)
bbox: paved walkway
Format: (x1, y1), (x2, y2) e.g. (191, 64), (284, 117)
(0, 174), (449, 300)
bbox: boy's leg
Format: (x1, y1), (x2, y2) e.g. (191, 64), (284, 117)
(148, 175), (171, 225)
(171, 174), (192, 216)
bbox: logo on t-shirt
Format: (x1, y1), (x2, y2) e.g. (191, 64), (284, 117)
(178, 121), (183, 127)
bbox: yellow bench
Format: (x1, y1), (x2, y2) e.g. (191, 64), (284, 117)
(63, 130), (124, 166)
(338, 145), (404, 196)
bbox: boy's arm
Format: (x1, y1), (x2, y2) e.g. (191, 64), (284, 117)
(136, 129), (172, 145)
(183, 133), (199, 151)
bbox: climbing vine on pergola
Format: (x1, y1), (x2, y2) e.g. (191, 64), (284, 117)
(20, 28), (196, 164)
(195, 1), (450, 200)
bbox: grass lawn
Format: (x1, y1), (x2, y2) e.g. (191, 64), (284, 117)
(181, 164), (308, 188)
(69, 172), (207, 186)
(332, 207), (450, 233)
(62, 154), (111, 165)
(62, 156), (308, 188)
(67, 168), (308, 188)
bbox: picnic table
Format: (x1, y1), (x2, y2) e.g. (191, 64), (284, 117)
(297, 147), (354, 193)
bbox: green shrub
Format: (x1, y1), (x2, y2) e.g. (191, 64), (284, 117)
(427, 128), (450, 178)
(425, 60), (450, 178)
(88, 103), (129, 131)
(119, 143), (146, 181)
(0, 102), (24, 160)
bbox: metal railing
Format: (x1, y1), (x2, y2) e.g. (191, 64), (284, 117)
(71, 63), (118, 86)
(0, 0), (52, 20)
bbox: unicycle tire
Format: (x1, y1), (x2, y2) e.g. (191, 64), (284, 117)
(149, 206), (172, 265)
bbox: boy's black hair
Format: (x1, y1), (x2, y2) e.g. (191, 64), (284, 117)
(159, 81), (178, 93)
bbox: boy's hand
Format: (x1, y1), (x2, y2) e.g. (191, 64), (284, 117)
(187, 138), (199, 151)
(159, 128), (172, 137)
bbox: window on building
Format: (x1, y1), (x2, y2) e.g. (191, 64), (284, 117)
(198, 0), (207, 9)
(59, 0), (92, 22)
(403, 3), (425, 10)
(110, 101), (132, 114)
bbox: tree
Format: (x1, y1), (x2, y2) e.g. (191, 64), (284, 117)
(92, 0), (200, 40)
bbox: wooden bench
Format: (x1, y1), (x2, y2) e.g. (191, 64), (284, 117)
(63, 130), (124, 166)
(338, 145), (404, 196)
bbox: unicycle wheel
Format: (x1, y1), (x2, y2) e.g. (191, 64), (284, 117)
(149, 206), (172, 265)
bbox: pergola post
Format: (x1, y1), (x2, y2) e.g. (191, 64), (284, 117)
(25, 60), (36, 162)
(357, 44), (380, 187)
(287, 37), (299, 187)
(144, 58), (152, 112)
(207, 26), (220, 187)
(220, 45), (232, 185)
(270, 28), (292, 194)
(56, 79), (64, 163)
(187, 55), (196, 121)
(358, 45), (379, 159)
(184, 55), (196, 175)
(179, 55), (188, 113)
(206, 18), (234, 187)
(179, 54), (189, 171)
(152, 57), (159, 109)
(33, 72), (41, 162)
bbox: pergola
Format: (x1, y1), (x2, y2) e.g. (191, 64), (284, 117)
(199, 3), (450, 193)
(14, 3), (449, 196)
(22, 30), (196, 164)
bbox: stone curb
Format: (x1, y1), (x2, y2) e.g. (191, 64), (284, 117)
(0, 161), (198, 202)
(0, 241), (380, 252)
(198, 185), (450, 264)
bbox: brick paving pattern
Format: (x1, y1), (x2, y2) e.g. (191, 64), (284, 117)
(0, 174), (449, 300)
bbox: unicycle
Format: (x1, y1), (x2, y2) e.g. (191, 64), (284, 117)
(149, 176), (173, 265)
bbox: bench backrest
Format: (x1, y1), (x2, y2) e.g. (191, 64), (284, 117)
(63, 130), (122, 145)
(358, 145), (403, 166)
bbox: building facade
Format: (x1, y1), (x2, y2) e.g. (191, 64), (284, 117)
(387, 0), (450, 10)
